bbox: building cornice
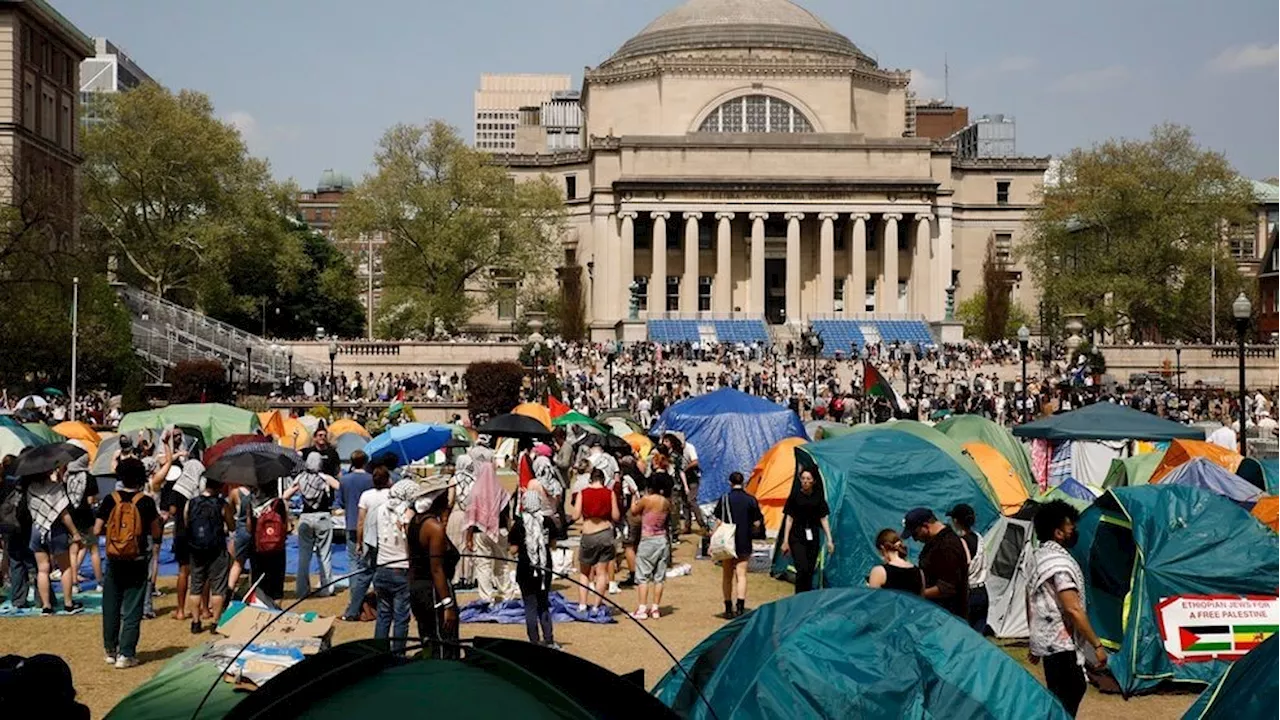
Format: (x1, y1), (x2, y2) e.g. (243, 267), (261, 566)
(490, 149), (589, 168)
(613, 176), (940, 199)
(3, 0), (94, 55)
(952, 156), (1052, 171)
(597, 133), (934, 152)
(585, 55), (909, 88)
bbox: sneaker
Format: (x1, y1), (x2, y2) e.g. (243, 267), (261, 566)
(190, 621), (203, 634)
(542, 641), (563, 651)
(142, 611), (156, 620)
(618, 577), (636, 589)
(62, 602), (84, 615)
(40, 607), (55, 617)
(649, 605), (661, 619)
(104, 654), (117, 665)
(577, 603), (588, 613)
(115, 656), (138, 670)
(630, 608), (649, 620)
(607, 582), (620, 595)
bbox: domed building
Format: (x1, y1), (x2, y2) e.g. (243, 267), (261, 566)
(500, 0), (1048, 342)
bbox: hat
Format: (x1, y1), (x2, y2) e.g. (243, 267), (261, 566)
(903, 507), (936, 536)
(946, 503), (976, 527)
(417, 474), (454, 498)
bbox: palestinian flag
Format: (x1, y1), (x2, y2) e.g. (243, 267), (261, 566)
(1179, 624), (1278, 654)
(863, 360), (908, 413)
(548, 395), (571, 419)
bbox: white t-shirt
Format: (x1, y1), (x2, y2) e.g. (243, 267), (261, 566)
(683, 441), (699, 466)
(358, 488), (390, 550)
(1208, 425), (1238, 452)
(376, 502), (409, 569)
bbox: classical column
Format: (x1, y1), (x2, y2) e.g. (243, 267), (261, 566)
(619, 211), (637, 317)
(682, 212), (702, 313)
(785, 212), (804, 323)
(818, 213), (837, 313)
(649, 211), (669, 316)
(715, 211), (734, 312)
(847, 213), (869, 316)
(750, 212), (767, 314)
(881, 213), (901, 314)
(912, 213), (932, 315)
(935, 208), (953, 320)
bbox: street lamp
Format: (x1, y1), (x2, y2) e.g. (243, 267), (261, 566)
(528, 319), (545, 402)
(605, 341), (617, 409)
(801, 327), (824, 414)
(245, 345), (253, 387)
(269, 343), (280, 379)
(328, 341), (339, 416)
(1017, 325), (1031, 424)
(287, 348), (294, 387)
(1232, 293), (1252, 456)
(1174, 339), (1183, 395)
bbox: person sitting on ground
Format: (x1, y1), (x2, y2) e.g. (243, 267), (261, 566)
(866, 529), (923, 595)
(903, 507), (970, 619)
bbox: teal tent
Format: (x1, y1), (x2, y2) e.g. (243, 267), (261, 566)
(1072, 485), (1279, 695)
(1182, 633), (1278, 720)
(1013, 403), (1206, 442)
(653, 588), (1070, 720)
(782, 422), (999, 587)
(935, 414), (1036, 493)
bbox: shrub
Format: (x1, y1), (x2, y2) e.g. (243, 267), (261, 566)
(169, 360), (231, 404)
(464, 360), (524, 423)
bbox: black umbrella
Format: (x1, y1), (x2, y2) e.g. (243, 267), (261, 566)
(13, 442), (87, 477)
(577, 432), (632, 457)
(206, 445), (302, 487)
(477, 413), (552, 439)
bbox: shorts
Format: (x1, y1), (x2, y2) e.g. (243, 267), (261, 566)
(71, 504), (96, 535)
(634, 536), (669, 584)
(29, 524), (71, 556)
(623, 517), (642, 548)
(189, 549), (231, 597)
(233, 530), (253, 562)
(173, 536), (191, 566)
(578, 528), (615, 567)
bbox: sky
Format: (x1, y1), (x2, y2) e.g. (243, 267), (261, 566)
(57, 0), (1279, 186)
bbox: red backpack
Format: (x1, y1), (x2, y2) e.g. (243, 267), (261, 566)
(254, 501), (286, 553)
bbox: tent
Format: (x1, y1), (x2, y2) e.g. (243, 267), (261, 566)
(935, 414), (1036, 493)
(21, 423), (63, 444)
(963, 441), (1030, 514)
(1149, 439), (1246, 484)
(1159, 458), (1264, 509)
(51, 420), (100, 445)
(257, 410), (288, 439)
(1072, 485), (1279, 695)
(1102, 452), (1164, 489)
(103, 644), (242, 719)
(745, 437), (807, 534)
(334, 432), (367, 462)
(651, 388), (805, 502)
(120, 404), (260, 446)
(783, 422), (999, 587)
(0, 425), (49, 458)
(1181, 633), (1277, 720)
(652, 587), (1070, 720)
(1251, 495), (1278, 533)
(804, 420), (855, 441)
(276, 416), (313, 451)
(1013, 403), (1206, 442)
(325, 419), (370, 439)
(982, 502), (1040, 638)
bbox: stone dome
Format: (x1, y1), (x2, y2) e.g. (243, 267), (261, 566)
(607, 0), (868, 65)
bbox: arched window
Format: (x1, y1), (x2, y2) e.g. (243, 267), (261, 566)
(697, 95), (814, 133)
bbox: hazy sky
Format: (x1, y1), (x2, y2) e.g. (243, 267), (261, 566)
(58, 0), (1278, 186)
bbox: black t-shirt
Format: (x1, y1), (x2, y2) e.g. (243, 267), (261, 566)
(161, 484), (188, 534)
(96, 489), (160, 555)
(304, 446), (341, 478)
(783, 489), (830, 543)
(919, 526), (970, 619)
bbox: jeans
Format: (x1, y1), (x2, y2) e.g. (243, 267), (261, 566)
(144, 548), (157, 616)
(967, 585), (990, 635)
(102, 558), (148, 658)
(518, 578), (554, 645)
(410, 578), (459, 659)
(1043, 650), (1086, 717)
(6, 531), (35, 607)
(296, 513), (334, 599)
(373, 567), (410, 653)
(343, 544), (375, 619)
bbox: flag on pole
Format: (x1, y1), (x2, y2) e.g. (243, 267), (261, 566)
(548, 395), (571, 419)
(242, 576), (279, 611)
(863, 360), (908, 413)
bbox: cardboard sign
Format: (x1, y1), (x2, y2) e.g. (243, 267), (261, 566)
(1156, 595), (1279, 662)
(216, 604), (334, 644)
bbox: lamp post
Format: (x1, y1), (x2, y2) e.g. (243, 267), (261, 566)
(70, 276), (79, 422)
(1018, 325), (1031, 424)
(605, 340), (617, 409)
(1232, 293), (1252, 456)
(327, 341), (338, 416)
(245, 345), (253, 388)
(1174, 339), (1183, 395)
(287, 348), (294, 388)
(528, 319), (545, 402)
(801, 327), (824, 414)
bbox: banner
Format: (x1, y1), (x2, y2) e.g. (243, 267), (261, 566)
(1156, 594), (1279, 662)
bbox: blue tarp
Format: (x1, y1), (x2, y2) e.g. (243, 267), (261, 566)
(1056, 477), (1099, 503)
(459, 591), (615, 625)
(651, 388), (805, 502)
(1162, 457), (1265, 509)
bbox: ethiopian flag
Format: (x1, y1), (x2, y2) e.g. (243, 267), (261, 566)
(1233, 624), (1278, 651)
(863, 360), (908, 413)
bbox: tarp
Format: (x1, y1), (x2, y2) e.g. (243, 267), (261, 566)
(1159, 458), (1264, 509)
(1072, 486), (1279, 695)
(652, 587), (1070, 720)
(1013, 403), (1206, 442)
(935, 414), (1036, 493)
(1251, 495), (1278, 533)
(459, 591), (614, 625)
(120, 404), (260, 446)
(1150, 439), (1245, 484)
(1181, 633), (1278, 720)
(962, 441), (1030, 515)
(651, 388), (806, 502)
(789, 423), (999, 588)
(745, 437), (806, 533)
(1102, 452), (1164, 489)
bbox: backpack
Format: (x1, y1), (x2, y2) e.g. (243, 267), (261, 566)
(186, 495), (225, 553)
(254, 501), (286, 553)
(105, 491), (145, 561)
(0, 484), (21, 534)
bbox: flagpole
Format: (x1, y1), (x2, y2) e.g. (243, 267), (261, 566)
(71, 276), (79, 422)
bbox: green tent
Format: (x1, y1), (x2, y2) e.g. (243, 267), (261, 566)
(105, 644), (243, 719)
(1013, 402), (1205, 441)
(1101, 452), (1164, 489)
(1182, 633), (1278, 720)
(1034, 484), (1094, 512)
(935, 414), (1036, 493)
(1072, 485), (1279, 695)
(782, 422), (1000, 587)
(653, 587), (1070, 719)
(552, 411), (607, 434)
(119, 403), (261, 446)
(21, 422), (64, 444)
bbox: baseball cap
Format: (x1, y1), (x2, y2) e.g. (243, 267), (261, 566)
(946, 503), (976, 527)
(903, 507), (936, 536)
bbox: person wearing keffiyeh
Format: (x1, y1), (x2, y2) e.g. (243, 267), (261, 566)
(508, 487), (557, 648)
(445, 454), (476, 588)
(293, 453), (340, 600)
(64, 455), (101, 592)
(25, 463), (85, 615)
(464, 447), (514, 606)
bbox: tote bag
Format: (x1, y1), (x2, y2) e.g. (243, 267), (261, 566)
(708, 495), (738, 562)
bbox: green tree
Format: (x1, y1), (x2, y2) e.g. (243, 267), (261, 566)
(955, 292), (1032, 341)
(336, 121), (565, 337)
(980, 234), (1013, 343)
(1023, 124), (1254, 341)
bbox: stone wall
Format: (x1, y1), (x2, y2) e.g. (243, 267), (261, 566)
(286, 341), (522, 375)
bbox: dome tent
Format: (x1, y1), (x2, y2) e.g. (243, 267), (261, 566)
(1181, 633), (1278, 720)
(981, 502), (1041, 638)
(653, 587), (1070, 720)
(935, 414), (1036, 493)
(745, 436), (806, 534)
(651, 388), (805, 502)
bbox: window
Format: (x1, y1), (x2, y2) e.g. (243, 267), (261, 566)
(698, 276), (712, 312)
(698, 221), (712, 250)
(22, 74), (34, 129)
(496, 280), (517, 320)
(666, 276), (680, 312)
(697, 95), (814, 133)
(995, 233), (1013, 264)
(1228, 224), (1255, 259)
(834, 283), (844, 312)
(996, 181), (1010, 205)
(42, 88), (55, 140)
(634, 276), (648, 311)
(564, 174), (576, 199)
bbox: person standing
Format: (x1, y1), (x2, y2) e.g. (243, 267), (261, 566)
(780, 469), (835, 593)
(628, 475), (671, 620)
(336, 451), (373, 605)
(711, 472), (763, 618)
(24, 463), (84, 615)
(903, 508), (970, 619)
(509, 488), (556, 645)
(465, 448), (514, 607)
(3, 457), (36, 610)
(64, 455), (100, 593)
(249, 484), (293, 601)
(294, 453), (340, 599)
(95, 458), (162, 669)
(409, 478), (460, 657)
(948, 503), (989, 635)
(444, 454), (476, 590)
(341, 466), (391, 622)
(866, 529), (924, 594)
(183, 478), (234, 634)
(303, 429), (341, 478)
(373, 480), (423, 652)
(1027, 500), (1108, 717)
(569, 468), (619, 618)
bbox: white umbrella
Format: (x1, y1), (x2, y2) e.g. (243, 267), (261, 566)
(17, 395), (48, 409)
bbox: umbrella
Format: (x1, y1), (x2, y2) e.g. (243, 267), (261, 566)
(0, 425), (48, 458)
(13, 442), (86, 477)
(42, 387), (64, 397)
(363, 423), (453, 466)
(206, 444), (303, 487)
(623, 432), (653, 458)
(601, 416), (644, 438)
(512, 403), (552, 430)
(16, 395), (48, 410)
(552, 411), (607, 434)
(22, 423), (64, 444)
(203, 433), (268, 468)
(478, 413), (553, 439)
(578, 432), (633, 456)
(334, 432), (368, 462)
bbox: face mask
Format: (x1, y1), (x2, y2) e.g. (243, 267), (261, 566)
(1061, 529), (1079, 549)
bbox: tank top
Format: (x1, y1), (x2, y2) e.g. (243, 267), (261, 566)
(581, 486), (612, 520)
(407, 513), (459, 584)
(880, 563), (925, 595)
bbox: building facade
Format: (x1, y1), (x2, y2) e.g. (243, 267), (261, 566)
(497, 0), (1048, 341)
(473, 73), (572, 152)
(296, 170), (384, 336)
(78, 35), (152, 123)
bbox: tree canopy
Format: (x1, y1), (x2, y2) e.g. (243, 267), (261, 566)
(1024, 124), (1255, 341)
(336, 121), (564, 337)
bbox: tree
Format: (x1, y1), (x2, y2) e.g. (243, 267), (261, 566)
(1023, 124), (1254, 341)
(955, 292), (1032, 341)
(336, 121), (565, 337)
(463, 361), (524, 422)
(980, 234), (1013, 343)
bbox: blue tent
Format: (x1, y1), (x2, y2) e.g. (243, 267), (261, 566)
(653, 587), (1070, 720)
(1161, 457), (1265, 509)
(1055, 477), (1099, 503)
(651, 388), (805, 502)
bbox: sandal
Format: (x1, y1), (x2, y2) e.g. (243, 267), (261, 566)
(630, 608), (648, 620)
